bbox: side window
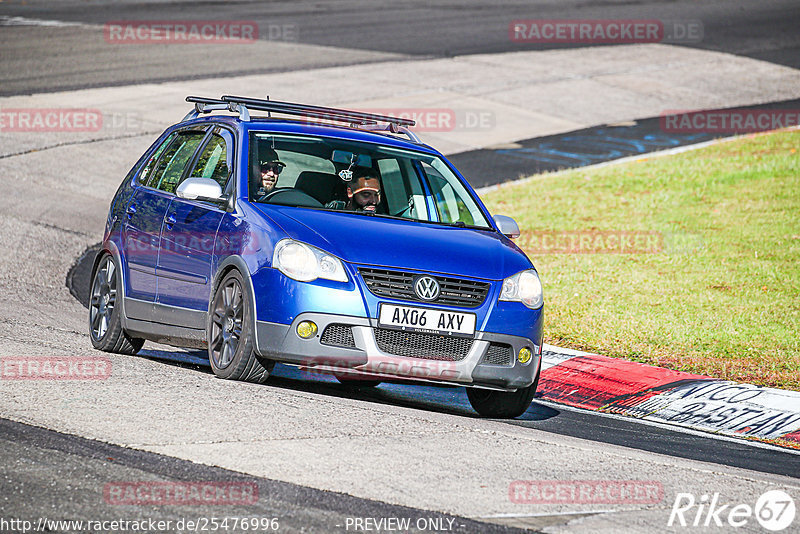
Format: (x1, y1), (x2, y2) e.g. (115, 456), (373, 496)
(188, 133), (230, 189)
(272, 150), (335, 188)
(378, 159), (408, 215)
(422, 162), (475, 225)
(138, 133), (176, 187)
(150, 132), (206, 194)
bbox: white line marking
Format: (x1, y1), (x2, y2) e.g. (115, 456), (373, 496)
(0, 16), (90, 28)
(480, 509), (617, 519)
(542, 343), (591, 357)
(533, 398), (800, 456)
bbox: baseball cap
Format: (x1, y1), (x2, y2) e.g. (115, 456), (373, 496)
(258, 146), (286, 167)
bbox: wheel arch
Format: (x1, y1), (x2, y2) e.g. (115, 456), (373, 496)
(93, 240), (130, 329)
(211, 256), (262, 355)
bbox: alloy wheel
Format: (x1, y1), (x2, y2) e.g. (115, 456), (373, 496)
(90, 256), (117, 340)
(210, 278), (244, 369)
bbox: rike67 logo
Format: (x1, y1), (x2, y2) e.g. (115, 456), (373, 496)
(669, 490), (795, 531)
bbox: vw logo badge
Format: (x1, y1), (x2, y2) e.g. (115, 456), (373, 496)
(414, 276), (440, 301)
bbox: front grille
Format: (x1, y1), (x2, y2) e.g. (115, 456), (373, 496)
(320, 324), (356, 348)
(359, 268), (490, 308)
(482, 343), (513, 366)
(373, 328), (472, 361)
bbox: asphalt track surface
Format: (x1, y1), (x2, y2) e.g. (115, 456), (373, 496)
(66, 226), (800, 482)
(1, 0), (800, 95)
(2, 1), (800, 532)
(171, 363), (800, 480)
(451, 97), (800, 188)
(0, 418), (528, 534)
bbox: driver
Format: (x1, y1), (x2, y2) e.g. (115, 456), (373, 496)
(326, 167), (381, 212)
(253, 147), (286, 200)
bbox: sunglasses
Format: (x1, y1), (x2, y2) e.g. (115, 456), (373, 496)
(261, 163), (283, 175)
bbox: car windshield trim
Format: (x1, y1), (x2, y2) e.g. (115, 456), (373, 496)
(248, 132), (493, 229)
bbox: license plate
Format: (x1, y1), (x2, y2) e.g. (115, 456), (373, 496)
(378, 304), (476, 337)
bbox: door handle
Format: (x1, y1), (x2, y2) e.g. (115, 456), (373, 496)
(126, 204), (137, 219)
(165, 214), (177, 228)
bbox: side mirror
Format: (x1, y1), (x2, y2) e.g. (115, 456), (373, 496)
(176, 177), (226, 204)
(494, 215), (520, 239)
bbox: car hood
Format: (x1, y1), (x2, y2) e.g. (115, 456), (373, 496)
(254, 205), (532, 280)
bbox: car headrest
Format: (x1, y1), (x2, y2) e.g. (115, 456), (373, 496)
(295, 171), (344, 204)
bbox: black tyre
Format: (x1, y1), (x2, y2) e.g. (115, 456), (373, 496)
(208, 269), (273, 384)
(466, 372), (539, 418)
(89, 253), (144, 355)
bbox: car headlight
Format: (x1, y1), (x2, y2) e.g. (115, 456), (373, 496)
(273, 239), (348, 283)
(499, 269), (543, 309)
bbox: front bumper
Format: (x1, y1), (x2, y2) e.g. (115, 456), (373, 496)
(255, 312), (541, 391)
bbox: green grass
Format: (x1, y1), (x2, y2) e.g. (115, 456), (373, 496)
(482, 130), (800, 390)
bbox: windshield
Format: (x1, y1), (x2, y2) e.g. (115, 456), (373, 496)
(247, 132), (492, 229)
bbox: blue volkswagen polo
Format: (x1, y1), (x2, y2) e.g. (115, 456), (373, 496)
(90, 96), (544, 417)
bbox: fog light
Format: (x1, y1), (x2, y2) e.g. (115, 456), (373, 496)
(518, 347), (532, 364)
(297, 321), (318, 339)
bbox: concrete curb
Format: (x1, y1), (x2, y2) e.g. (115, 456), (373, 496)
(538, 345), (800, 449)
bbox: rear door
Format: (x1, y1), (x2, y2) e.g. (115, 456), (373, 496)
(122, 132), (175, 305)
(156, 128), (234, 326)
(122, 128), (207, 318)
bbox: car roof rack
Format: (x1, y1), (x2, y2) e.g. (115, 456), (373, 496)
(183, 95), (421, 143)
(183, 96), (247, 121)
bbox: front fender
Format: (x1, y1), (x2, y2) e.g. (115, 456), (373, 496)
(250, 266), (367, 326)
(210, 255), (261, 354)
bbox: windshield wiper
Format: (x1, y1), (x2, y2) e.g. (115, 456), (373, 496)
(364, 211), (406, 221)
(372, 214), (487, 229)
(303, 206), (489, 229)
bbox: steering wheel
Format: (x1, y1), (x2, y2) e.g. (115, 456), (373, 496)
(258, 187), (293, 202)
(260, 188), (324, 208)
